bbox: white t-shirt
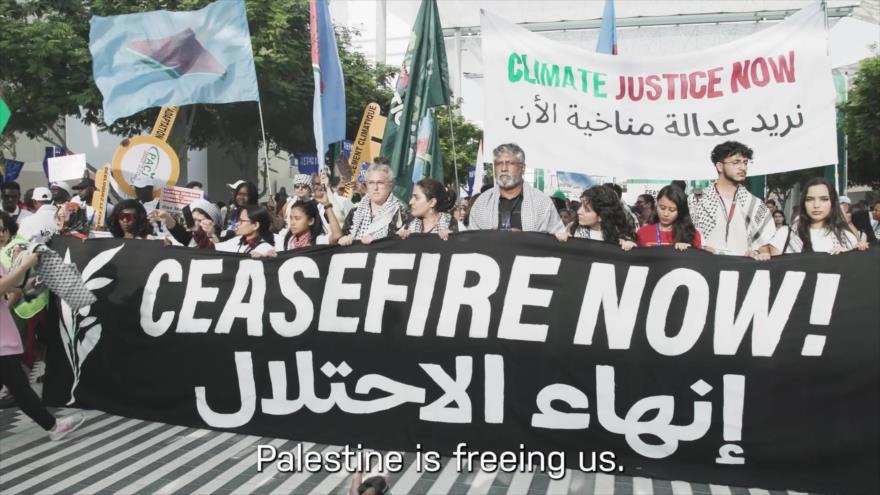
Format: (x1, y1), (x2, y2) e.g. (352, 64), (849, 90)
(215, 236), (275, 256)
(770, 226), (858, 254)
(18, 204), (58, 242)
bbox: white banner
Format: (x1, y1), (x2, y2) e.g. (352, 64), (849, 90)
(481, 4), (837, 179)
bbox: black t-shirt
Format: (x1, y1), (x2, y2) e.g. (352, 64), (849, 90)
(498, 195), (523, 230)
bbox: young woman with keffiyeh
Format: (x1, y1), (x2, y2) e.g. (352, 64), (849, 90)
(398, 178), (458, 241)
(569, 185), (637, 251)
(273, 200), (342, 253)
(769, 177), (868, 255)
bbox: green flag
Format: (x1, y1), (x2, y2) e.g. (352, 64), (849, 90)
(380, 0), (451, 202)
(0, 95), (11, 135)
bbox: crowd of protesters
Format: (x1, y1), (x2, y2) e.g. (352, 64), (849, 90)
(1, 139), (878, 441)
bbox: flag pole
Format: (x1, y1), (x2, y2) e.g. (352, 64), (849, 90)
(256, 100), (271, 198)
(446, 109), (461, 194)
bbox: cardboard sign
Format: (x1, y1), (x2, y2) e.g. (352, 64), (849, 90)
(159, 185), (203, 214)
(91, 165), (111, 229)
(47, 153), (87, 183)
(111, 135), (180, 199)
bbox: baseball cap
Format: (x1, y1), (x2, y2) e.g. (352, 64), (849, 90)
(131, 175), (155, 188)
(839, 195), (851, 205)
(551, 190), (567, 201)
(33, 187), (52, 202)
(51, 181), (74, 195)
(227, 180), (246, 190)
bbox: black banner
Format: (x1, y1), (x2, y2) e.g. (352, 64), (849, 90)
(44, 233), (880, 494)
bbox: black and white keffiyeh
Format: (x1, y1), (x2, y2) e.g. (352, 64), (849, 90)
(20, 244), (97, 312)
(349, 196), (403, 240)
(468, 184), (564, 234)
(572, 226), (602, 240)
(688, 183), (774, 249)
(407, 212), (452, 233)
(778, 223), (856, 254)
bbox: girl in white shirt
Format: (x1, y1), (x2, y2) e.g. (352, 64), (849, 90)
(770, 178), (867, 255)
(214, 205), (276, 257)
(275, 200), (341, 252)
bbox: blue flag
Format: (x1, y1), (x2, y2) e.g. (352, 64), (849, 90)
(3, 159), (24, 183)
(310, 0), (346, 159)
(596, 0), (618, 55)
(89, 0), (259, 124)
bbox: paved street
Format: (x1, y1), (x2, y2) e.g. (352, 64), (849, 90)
(0, 406), (818, 495)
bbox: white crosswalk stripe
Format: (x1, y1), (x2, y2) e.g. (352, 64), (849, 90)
(0, 408), (821, 495)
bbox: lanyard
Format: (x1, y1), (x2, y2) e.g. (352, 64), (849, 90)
(655, 224), (662, 245)
(715, 184), (737, 243)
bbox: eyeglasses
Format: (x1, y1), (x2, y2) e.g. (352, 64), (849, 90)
(493, 160), (522, 167)
(293, 184), (310, 190)
(238, 218), (252, 224)
(723, 159), (750, 167)
(118, 212), (135, 222)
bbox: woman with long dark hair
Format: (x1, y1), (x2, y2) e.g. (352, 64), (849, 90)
(569, 185), (636, 250)
(275, 200), (342, 252)
(770, 177), (867, 255)
(772, 210), (787, 230)
(221, 181), (258, 240)
(636, 185), (702, 250)
(108, 200), (153, 239)
(215, 205), (276, 257)
(398, 178), (458, 240)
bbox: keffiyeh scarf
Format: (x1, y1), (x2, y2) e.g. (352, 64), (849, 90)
(468, 184), (561, 233)
(779, 223), (854, 253)
(689, 183), (773, 249)
(349, 196), (402, 240)
(572, 226), (602, 240)
(407, 212), (452, 233)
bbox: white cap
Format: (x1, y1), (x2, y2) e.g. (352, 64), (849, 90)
(51, 181), (74, 195)
(131, 175), (155, 188)
(839, 195), (852, 205)
(33, 187), (52, 202)
(227, 180), (245, 190)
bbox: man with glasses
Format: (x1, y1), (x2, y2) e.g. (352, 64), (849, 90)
(688, 141), (775, 258)
(339, 163), (403, 245)
(468, 143), (567, 240)
(1, 181), (31, 223)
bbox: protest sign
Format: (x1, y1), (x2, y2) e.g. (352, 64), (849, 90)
(91, 165), (111, 229)
(46, 234), (878, 493)
(47, 153), (87, 183)
(348, 102), (386, 176)
(482, 4), (837, 179)
(159, 185), (203, 213)
(111, 135), (180, 198)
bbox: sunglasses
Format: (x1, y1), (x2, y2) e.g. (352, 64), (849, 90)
(118, 212), (136, 222)
(293, 184), (311, 190)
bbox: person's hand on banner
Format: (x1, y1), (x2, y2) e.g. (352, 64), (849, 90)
(438, 228), (450, 241)
(619, 239), (636, 251)
(675, 242), (692, 251)
(360, 234), (374, 245)
(397, 228), (411, 240)
(555, 229), (569, 242)
(148, 209), (177, 229)
(748, 250), (771, 261)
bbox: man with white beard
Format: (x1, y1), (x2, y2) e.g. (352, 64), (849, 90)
(467, 143), (567, 240)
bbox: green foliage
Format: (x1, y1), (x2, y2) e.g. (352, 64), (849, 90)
(840, 55), (880, 188)
(435, 106), (482, 190)
(0, 0), (393, 156)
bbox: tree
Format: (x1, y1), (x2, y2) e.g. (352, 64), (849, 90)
(0, 0), (392, 167)
(840, 55), (880, 188)
(435, 106), (482, 191)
